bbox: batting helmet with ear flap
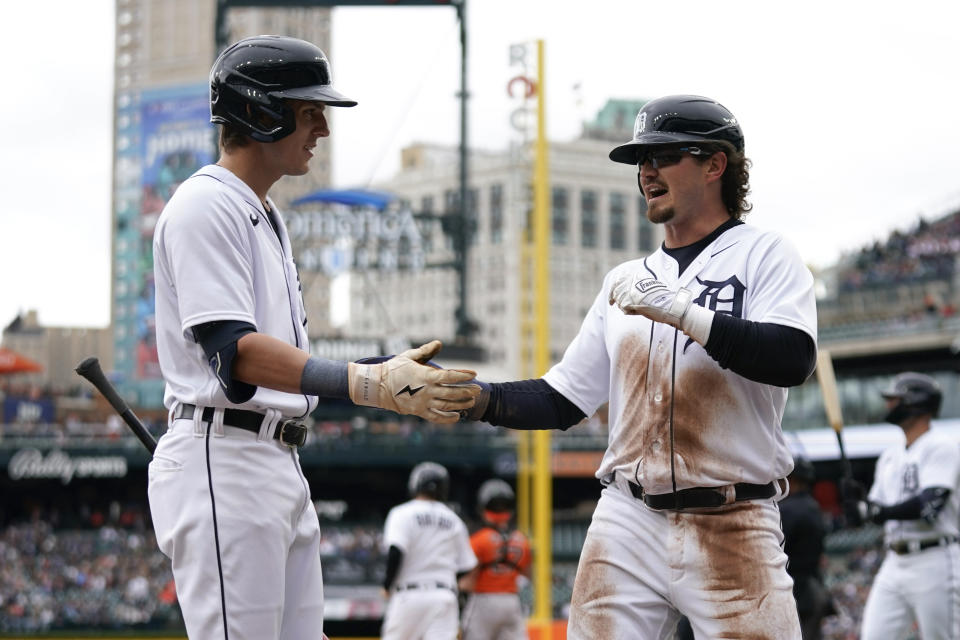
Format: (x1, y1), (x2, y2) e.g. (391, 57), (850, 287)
(609, 94), (744, 165)
(881, 372), (943, 423)
(478, 479), (515, 513)
(408, 462), (450, 501)
(210, 35), (356, 143)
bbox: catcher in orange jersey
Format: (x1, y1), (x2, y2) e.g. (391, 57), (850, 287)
(460, 479), (532, 640)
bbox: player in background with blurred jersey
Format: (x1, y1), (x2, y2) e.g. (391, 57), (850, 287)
(844, 373), (960, 640)
(381, 462), (477, 640)
(461, 479), (532, 640)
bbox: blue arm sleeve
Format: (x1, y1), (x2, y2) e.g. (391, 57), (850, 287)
(873, 487), (952, 524)
(704, 314), (816, 387)
(383, 545), (404, 591)
(477, 378), (586, 430)
(192, 320), (257, 404)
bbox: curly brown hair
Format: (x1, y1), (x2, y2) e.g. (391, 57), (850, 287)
(711, 142), (752, 219)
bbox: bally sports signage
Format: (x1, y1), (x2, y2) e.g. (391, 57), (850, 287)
(8, 449), (128, 485)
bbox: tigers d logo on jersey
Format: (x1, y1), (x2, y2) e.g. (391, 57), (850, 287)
(693, 275), (746, 318)
(683, 275), (747, 353)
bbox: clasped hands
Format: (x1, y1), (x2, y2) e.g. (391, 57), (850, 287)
(348, 340), (480, 424)
(608, 273), (713, 344)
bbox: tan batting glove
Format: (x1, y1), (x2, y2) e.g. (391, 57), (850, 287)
(347, 340), (481, 424)
(609, 273), (714, 345)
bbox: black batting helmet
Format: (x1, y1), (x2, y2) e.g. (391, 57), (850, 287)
(408, 462), (450, 501)
(609, 95), (744, 165)
(881, 372), (943, 423)
(478, 479), (515, 513)
(789, 456), (816, 485)
(210, 35), (357, 143)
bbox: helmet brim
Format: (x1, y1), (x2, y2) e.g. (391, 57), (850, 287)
(275, 85), (357, 107)
(609, 132), (713, 164)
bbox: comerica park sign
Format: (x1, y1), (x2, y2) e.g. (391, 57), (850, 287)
(286, 204), (427, 276)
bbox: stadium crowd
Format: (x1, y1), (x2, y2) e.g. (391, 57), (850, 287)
(838, 212), (960, 293)
(0, 501), (888, 638)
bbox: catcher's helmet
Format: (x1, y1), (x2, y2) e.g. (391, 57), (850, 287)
(210, 35), (356, 143)
(609, 94), (744, 165)
(478, 479), (515, 513)
(881, 372), (943, 423)
(408, 461), (450, 501)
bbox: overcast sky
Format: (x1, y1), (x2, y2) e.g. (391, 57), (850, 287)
(3, 0), (960, 330)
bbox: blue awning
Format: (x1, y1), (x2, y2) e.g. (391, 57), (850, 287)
(290, 188), (396, 211)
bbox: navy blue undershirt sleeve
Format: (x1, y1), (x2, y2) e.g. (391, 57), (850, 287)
(874, 487), (952, 524)
(192, 320), (258, 404)
(702, 314), (816, 387)
(383, 545), (404, 591)
(480, 379), (586, 430)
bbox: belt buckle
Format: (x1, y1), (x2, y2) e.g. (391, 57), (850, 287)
(278, 420), (307, 448)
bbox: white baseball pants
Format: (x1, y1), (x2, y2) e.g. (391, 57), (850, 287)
(861, 543), (960, 640)
(148, 417), (325, 640)
(567, 481), (800, 639)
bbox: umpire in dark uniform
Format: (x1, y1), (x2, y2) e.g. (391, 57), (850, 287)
(780, 456), (833, 640)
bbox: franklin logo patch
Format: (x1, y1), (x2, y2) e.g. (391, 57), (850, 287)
(634, 278), (664, 293)
(396, 384), (425, 397)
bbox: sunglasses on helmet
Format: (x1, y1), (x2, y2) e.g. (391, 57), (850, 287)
(636, 146), (713, 169)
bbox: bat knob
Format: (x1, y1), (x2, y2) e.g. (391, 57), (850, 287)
(76, 357), (100, 376)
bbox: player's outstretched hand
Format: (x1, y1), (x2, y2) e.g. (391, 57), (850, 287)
(348, 340), (481, 424)
(609, 273), (693, 327)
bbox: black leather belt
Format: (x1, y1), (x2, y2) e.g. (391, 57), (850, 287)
(888, 535), (959, 555)
(628, 480), (777, 510)
(394, 582), (456, 593)
(174, 403), (307, 448)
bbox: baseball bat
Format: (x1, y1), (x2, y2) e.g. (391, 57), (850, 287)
(75, 357), (157, 454)
(815, 349), (852, 481)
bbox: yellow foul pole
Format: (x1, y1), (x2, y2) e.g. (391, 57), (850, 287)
(532, 38), (553, 639)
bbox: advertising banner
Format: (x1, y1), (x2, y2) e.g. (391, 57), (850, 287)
(134, 87), (215, 380)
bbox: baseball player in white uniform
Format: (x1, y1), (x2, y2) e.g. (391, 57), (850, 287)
(462, 95), (817, 638)
(845, 373), (960, 640)
(380, 462), (477, 640)
(148, 36), (478, 640)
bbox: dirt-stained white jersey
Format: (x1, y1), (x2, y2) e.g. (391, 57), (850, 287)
(383, 499), (477, 587)
(869, 428), (960, 542)
(153, 164), (315, 418)
(544, 223), (817, 494)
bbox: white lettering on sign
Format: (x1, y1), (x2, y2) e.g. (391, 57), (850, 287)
(314, 500), (349, 521)
(286, 206), (426, 275)
(144, 127), (210, 168)
(310, 338), (383, 362)
(15, 402), (43, 422)
(8, 449), (129, 485)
